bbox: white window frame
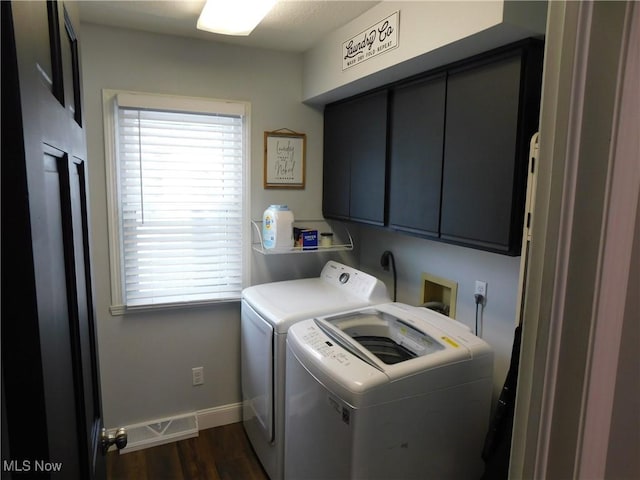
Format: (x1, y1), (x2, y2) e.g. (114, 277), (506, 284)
(102, 89), (251, 314)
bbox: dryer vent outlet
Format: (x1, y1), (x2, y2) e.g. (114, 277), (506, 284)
(421, 273), (458, 318)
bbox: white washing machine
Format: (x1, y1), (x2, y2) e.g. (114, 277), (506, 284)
(241, 261), (390, 480)
(284, 302), (494, 480)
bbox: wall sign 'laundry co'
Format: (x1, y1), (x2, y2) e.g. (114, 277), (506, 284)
(342, 11), (399, 70)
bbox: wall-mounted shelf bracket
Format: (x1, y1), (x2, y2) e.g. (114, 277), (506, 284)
(251, 219), (354, 254)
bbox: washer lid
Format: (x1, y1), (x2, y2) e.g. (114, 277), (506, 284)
(287, 303), (493, 406)
(315, 303), (483, 379)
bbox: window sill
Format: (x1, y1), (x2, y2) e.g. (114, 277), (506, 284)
(109, 298), (240, 316)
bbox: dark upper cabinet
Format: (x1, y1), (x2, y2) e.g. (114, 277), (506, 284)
(323, 90), (387, 225)
(323, 99), (351, 220)
(322, 40), (543, 255)
(441, 46), (542, 254)
(388, 74), (446, 237)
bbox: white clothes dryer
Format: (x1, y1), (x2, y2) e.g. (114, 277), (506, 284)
(241, 261), (389, 480)
(284, 303), (494, 480)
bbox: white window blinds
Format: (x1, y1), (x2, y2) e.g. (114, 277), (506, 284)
(115, 99), (246, 308)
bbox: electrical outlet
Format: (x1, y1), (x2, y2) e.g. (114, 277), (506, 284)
(192, 367), (204, 386)
(475, 281), (487, 298)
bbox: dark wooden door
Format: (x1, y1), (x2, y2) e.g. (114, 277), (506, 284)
(388, 74), (446, 237)
(2, 1), (106, 478)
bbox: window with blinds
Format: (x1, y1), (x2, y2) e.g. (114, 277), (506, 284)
(106, 91), (248, 310)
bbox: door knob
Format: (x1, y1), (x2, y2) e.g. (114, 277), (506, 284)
(100, 427), (127, 454)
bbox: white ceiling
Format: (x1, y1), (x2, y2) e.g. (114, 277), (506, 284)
(77, 0), (380, 53)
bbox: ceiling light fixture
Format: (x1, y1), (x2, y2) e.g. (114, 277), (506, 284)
(197, 0), (277, 36)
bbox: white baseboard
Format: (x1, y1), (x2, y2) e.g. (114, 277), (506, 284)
(196, 402), (243, 430)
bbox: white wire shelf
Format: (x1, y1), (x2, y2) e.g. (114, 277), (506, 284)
(251, 219), (354, 254)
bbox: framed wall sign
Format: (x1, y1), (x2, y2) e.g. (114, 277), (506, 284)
(342, 11), (400, 70)
(264, 129), (306, 189)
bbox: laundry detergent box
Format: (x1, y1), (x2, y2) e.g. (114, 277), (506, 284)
(302, 230), (318, 249)
(294, 228), (318, 250)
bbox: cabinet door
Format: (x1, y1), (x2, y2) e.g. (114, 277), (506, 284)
(323, 101), (351, 220)
(323, 91), (387, 225)
(348, 90), (387, 225)
(388, 75), (446, 236)
(441, 52), (524, 253)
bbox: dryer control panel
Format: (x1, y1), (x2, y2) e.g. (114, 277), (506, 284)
(320, 260), (389, 301)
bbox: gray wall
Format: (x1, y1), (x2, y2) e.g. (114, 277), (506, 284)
(80, 23), (343, 428)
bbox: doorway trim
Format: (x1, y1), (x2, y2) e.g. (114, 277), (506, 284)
(511, 2), (638, 478)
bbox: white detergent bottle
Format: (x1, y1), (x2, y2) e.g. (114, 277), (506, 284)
(262, 205), (294, 250)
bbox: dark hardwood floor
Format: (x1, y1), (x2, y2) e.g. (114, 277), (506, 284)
(107, 422), (269, 480)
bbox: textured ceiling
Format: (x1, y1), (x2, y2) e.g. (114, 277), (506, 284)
(78, 1), (380, 52)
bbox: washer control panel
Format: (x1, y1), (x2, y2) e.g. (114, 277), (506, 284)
(299, 326), (353, 367)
